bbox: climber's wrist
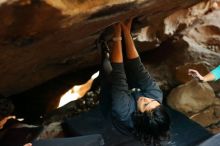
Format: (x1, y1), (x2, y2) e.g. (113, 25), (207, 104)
(112, 37), (122, 41)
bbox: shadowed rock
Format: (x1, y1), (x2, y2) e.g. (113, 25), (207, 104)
(0, 0), (203, 96)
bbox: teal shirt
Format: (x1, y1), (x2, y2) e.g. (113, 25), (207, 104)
(211, 65), (220, 81)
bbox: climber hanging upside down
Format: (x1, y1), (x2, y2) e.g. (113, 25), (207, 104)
(99, 18), (170, 145)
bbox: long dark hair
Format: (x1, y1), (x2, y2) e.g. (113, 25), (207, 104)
(132, 105), (170, 145)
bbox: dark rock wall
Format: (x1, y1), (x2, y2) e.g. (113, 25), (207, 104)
(0, 0), (203, 96)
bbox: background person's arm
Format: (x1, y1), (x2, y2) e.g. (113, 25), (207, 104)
(202, 72), (216, 82)
(210, 65), (220, 81)
(188, 66), (220, 82)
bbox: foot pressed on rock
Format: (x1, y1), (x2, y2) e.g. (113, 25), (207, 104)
(96, 38), (112, 75)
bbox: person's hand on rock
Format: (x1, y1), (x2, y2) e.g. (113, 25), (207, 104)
(188, 69), (204, 81)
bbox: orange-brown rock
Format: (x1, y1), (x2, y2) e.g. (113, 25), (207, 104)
(167, 80), (216, 114)
(167, 79), (220, 131)
(190, 106), (220, 127)
(141, 2), (220, 91)
(0, 0), (206, 96)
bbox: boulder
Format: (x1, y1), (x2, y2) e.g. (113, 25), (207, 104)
(167, 80), (216, 114)
(190, 105), (220, 127)
(167, 79), (220, 131)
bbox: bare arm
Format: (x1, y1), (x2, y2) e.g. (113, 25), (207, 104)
(0, 115), (16, 129)
(110, 23), (132, 121)
(202, 72), (216, 82)
(121, 19), (139, 59)
(110, 23), (123, 63)
(188, 69), (215, 82)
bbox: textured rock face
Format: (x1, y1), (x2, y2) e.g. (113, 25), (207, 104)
(167, 80), (220, 132)
(167, 80), (216, 114)
(152, 1), (220, 131)
(139, 1), (220, 92)
(0, 0), (204, 96)
(170, 7), (220, 90)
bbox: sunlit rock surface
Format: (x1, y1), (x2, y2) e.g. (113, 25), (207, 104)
(167, 80), (220, 133)
(0, 0), (204, 96)
(167, 80), (216, 114)
(139, 1), (220, 92)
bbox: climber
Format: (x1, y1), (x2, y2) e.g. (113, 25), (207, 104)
(99, 18), (170, 145)
(188, 65), (220, 82)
